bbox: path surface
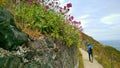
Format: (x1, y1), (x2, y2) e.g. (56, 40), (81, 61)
(79, 48), (103, 68)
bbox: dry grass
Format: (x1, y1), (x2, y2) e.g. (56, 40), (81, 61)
(16, 22), (43, 39)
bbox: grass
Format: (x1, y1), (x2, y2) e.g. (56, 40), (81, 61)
(78, 49), (84, 68)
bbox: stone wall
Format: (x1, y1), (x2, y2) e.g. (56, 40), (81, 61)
(0, 36), (82, 68)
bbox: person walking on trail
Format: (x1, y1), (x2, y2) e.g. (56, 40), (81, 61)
(87, 43), (93, 62)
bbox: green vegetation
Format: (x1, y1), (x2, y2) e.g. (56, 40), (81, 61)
(98, 46), (120, 68)
(11, 2), (81, 47)
(78, 49), (84, 68)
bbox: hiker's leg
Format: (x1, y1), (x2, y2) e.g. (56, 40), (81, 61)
(88, 53), (91, 61)
(91, 53), (93, 62)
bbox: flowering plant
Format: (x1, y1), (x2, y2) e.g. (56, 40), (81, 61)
(13, 0), (82, 46)
(28, 0), (83, 31)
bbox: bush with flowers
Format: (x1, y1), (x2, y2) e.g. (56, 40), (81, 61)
(13, 0), (82, 47)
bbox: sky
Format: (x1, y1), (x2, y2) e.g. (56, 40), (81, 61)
(59, 0), (120, 41)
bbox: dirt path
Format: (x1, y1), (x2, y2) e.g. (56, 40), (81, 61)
(80, 48), (103, 68)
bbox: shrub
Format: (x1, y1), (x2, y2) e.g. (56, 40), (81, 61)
(13, 2), (81, 47)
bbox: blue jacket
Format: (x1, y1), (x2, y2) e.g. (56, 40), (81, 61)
(87, 45), (92, 53)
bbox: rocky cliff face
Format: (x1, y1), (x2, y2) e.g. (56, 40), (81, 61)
(0, 36), (82, 68)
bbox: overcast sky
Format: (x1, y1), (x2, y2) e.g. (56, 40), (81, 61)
(60, 0), (120, 41)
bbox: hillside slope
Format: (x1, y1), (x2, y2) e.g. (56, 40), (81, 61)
(80, 32), (120, 68)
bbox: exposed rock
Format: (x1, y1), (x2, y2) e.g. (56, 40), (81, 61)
(0, 7), (28, 50)
(44, 36), (54, 48)
(0, 36), (81, 68)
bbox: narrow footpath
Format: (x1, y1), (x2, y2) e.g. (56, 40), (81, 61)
(79, 48), (103, 68)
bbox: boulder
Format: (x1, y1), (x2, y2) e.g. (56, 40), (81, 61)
(0, 7), (28, 50)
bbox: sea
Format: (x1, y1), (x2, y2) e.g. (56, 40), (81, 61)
(99, 40), (120, 51)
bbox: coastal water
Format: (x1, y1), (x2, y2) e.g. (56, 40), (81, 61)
(99, 40), (120, 51)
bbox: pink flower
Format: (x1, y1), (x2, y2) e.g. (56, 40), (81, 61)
(59, 9), (62, 12)
(72, 21), (76, 24)
(70, 16), (74, 20)
(69, 16), (74, 21)
(59, 7), (62, 9)
(72, 21), (80, 24)
(36, 0), (39, 3)
(29, 0), (33, 5)
(59, 7), (63, 12)
(67, 3), (72, 8)
(45, 5), (49, 9)
(69, 18), (71, 21)
(42, 0), (45, 2)
(64, 6), (66, 10)
(78, 21), (81, 24)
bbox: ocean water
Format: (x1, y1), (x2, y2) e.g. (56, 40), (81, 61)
(99, 40), (120, 51)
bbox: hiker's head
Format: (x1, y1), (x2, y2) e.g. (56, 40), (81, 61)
(87, 43), (90, 46)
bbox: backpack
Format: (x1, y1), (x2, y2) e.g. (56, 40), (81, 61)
(90, 47), (92, 52)
(88, 45), (92, 53)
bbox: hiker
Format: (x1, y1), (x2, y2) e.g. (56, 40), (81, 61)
(87, 43), (93, 62)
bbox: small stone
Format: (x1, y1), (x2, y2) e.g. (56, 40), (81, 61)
(52, 54), (56, 60)
(16, 51), (21, 55)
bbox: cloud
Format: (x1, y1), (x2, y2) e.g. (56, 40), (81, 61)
(101, 14), (120, 25)
(78, 14), (90, 19)
(84, 25), (120, 40)
(110, 25), (120, 32)
(80, 20), (90, 28)
(76, 14), (96, 28)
